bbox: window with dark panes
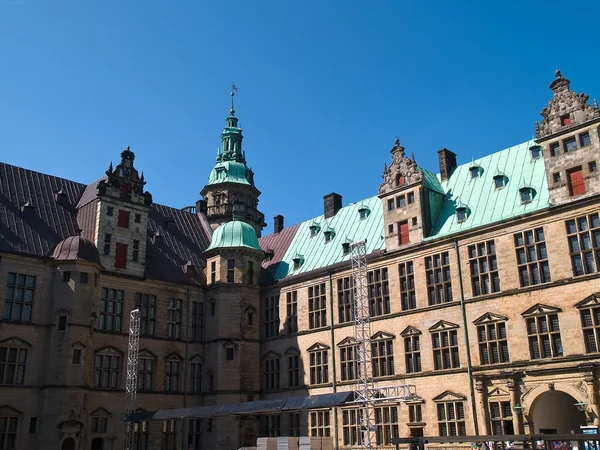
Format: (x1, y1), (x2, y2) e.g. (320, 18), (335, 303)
(137, 355), (154, 391)
(91, 416), (108, 433)
(566, 213), (600, 276)
(189, 360), (202, 394)
(342, 409), (360, 446)
(187, 419), (202, 450)
(437, 401), (466, 436)
(3, 272), (35, 322)
(135, 293), (156, 336)
(260, 415), (281, 437)
(309, 347), (328, 385)
(374, 406), (399, 446)
(167, 298), (182, 339)
(165, 359), (180, 392)
(308, 284), (327, 329)
(372, 337), (394, 377)
(340, 343), (359, 381)
(490, 401), (514, 435)
(425, 252), (452, 305)
(133, 420), (149, 450)
(264, 357), (280, 390)
(310, 411), (330, 437)
(210, 261), (216, 284)
(191, 302), (205, 342)
(477, 322), (509, 365)
(580, 305), (600, 353)
(161, 420), (178, 450)
(286, 291), (298, 333)
(227, 259), (235, 282)
(367, 268), (390, 316)
(264, 295), (280, 338)
(288, 413), (300, 437)
(399, 261), (416, 310)
(564, 136), (578, 152)
(99, 288), (124, 332)
(404, 335), (421, 373)
(432, 329), (460, 370)
(94, 351), (121, 389)
(337, 277), (354, 323)
(0, 347), (27, 384)
(468, 241), (500, 296)
(581, 132), (591, 147)
(287, 353), (299, 387)
(103, 233), (111, 255)
(550, 142), (560, 156)
(514, 228), (551, 287)
(526, 313), (563, 359)
(409, 404), (422, 423)
(132, 240), (140, 262)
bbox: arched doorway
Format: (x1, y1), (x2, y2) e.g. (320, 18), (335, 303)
(531, 390), (587, 434)
(91, 437), (104, 450)
(61, 438), (75, 450)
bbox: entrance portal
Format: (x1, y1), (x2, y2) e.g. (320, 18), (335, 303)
(61, 438), (75, 450)
(531, 390), (587, 434)
(91, 437), (104, 450)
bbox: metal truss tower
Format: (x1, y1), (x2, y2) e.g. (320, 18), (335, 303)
(351, 241), (376, 450)
(123, 309), (141, 450)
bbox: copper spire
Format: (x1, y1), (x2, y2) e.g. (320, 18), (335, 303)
(230, 83), (238, 116)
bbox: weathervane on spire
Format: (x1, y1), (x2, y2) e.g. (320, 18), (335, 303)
(230, 83), (238, 115)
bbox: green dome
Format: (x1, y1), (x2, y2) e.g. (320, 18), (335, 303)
(205, 220), (262, 252)
(207, 160), (254, 186)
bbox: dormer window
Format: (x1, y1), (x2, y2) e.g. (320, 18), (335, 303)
(324, 229), (335, 243)
(106, 206), (114, 216)
(520, 187), (535, 204)
(309, 223), (321, 237)
(469, 166), (482, 179)
(493, 175), (506, 189)
(530, 145), (542, 160)
(164, 219), (175, 231)
(358, 205), (370, 220)
(55, 189), (67, 204)
(292, 254), (304, 270)
(456, 207), (468, 223)
(342, 242), (351, 255)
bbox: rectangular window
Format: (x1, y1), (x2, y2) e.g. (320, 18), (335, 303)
(103, 233), (111, 255)
(0, 347), (27, 384)
(106, 206), (114, 216)
(407, 192), (415, 204)
(133, 421), (149, 450)
(550, 142), (560, 156)
(526, 313), (563, 359)
(387, 199), (395, 211)
(260, 415), (281, 438)
(340, 344), (358, 381)
(190, 361), (202, 394)
(93, 352), (121, 389)
(514, 228), (551, 287)
(490, 401), (514, 435)
(29, 417), (37, 434)
(134, 213), (142, 223)
(72, 349), (82, 364)
(265, 295), (280, 338)
(477, 322), (509, 365)
(63, 271), (71, 282)
(132, 240), (140, 262)
(286, 291), (298, 333)
(161, 420), (178, 450)
(3, 272), (35, 322)
(57, 316), (67, 331)
(92, 416), (108, 433)
(398, 220), (409, 245)
(247, 261), (254, 284)
(165, 360), (180, 391)
(264, 358), (280, 390)
(210, 261), (216, 284)
(566, 213), (600, 276)
(564, 136), (578, 152)
(396, 195), (406, 208)
(553, 172), (561, 183)
(590, 161), (598, 173)
(337, 277), (354, 323)
(581, 306), (600, 353)
(437, 401), (466, 436)
(135, 293), (156, 337)
(191, 302), (205, 342)
(227, 259), (235, 283)
(288, 413), (300, 437)
(226, 347), (234, 360)
(372, 338), (394, 377)
(288, 353), (299, 387)
(167, 298), (182, 339)
(80, 272), (89, 284)
(399, 262), (416, 310)
(568, 166), (587, 196)
(310, 411), (330, 437)
(468, 240), (500, 297)
(432, 329), (460, 370)
(138, 357), (154, 391)
(409, 404), (422, 424)
(367, 268), (390, 317)
(374, 406), (399, 446)
(581, 132), (591, 147)
(117, 209), (130, 228)
(425, 252), (452, 305)
(99, 288), (124, 332)
(115, 243), (127, 269)
(342, 409), (360, 446)
(404, 335), (421, 373)
(309, 348), (328, 385)
(308, 283), (327, 329)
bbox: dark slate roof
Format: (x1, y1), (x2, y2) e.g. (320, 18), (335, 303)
(258, 222), (301, 283)
(0, 163), (85, 256)
(0, 162), (212, 285)
(52, 235), (102, 265)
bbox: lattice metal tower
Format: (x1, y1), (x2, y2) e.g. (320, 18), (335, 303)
(351, 241), (376, 449)
(123, 309), (141, 450)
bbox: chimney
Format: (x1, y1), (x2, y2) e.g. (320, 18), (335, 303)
(273, 215), (284, 234)
(196, 199), (207, 214)
(324, 193), (342, 219)
(438, 148), (457, 181)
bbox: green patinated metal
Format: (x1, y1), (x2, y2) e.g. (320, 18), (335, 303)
(205, 220), (262, 252)
(426, 139), (549, 239)
(272, 196), (385, 280)
(270, 139), (550, 281)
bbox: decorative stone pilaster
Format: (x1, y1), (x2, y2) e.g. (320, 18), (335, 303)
(507, 378), (523, 434)
(584, 369), (599, 425)
(475, 377), (491, 435)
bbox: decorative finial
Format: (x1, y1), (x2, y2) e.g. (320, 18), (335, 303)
(230, 83), (238, 115)
(594, 99), (599, 110)
(555, 67), (562, 79)
(395, 137), (400, 146)
(127, 145), (131, 151)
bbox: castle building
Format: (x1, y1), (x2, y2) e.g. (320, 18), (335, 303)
(1, 71), (600, 450)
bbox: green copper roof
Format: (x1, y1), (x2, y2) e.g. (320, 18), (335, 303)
(426, 139), (550, 240)
(207, 160), (253, 186)
(271, 196), (385, 280)
(421, 167), (445, 194)
(205, 220), (262, 252)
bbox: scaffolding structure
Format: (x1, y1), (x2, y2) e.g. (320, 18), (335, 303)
(350, 241), (420, 450)
(123, 309), (141, 450)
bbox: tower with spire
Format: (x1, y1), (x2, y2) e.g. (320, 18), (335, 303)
(200, 86), (266, 236)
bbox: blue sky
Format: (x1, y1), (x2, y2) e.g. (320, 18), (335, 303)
(1, 1), (599, 234)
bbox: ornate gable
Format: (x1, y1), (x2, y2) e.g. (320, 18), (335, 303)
(536, 70), (600, 139)
(90, 407), (111, 417)
(96, 346), (122, 356)
(284, 347), (300, 356)
(429, 320), (459, 331)
(432, 391), (466, 402)
(400, 326), (422, 337)
(71, 341), (86, 349)
(189, 354), (204, 362)
(54, 308), (71, 316)
(139, 350), (157, 359)
(261, 351), (281, 360)
(371, 331), (395, 340)
(575, 293), (600, 309)
(337, 337), (359, 347)
(0, 405), (22, 416)
(473, 312), (509, 325)
(0, 337), (32, 347)
(165, 352), (183, 361)
(488, 387), (510, 397)
(379, 138), (423, 195)
(521, 303), (562, 317)
(307, 342), (330, 352)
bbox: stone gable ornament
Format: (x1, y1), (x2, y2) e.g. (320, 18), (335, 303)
(379, 137), (423, 195)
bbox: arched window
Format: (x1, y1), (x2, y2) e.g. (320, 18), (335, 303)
(396, 173), (405, 186)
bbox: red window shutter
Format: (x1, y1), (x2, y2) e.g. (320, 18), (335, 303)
(115, 243), (127, 269)
(569, 168), (586, 196)
(399, 221), (410, 245)
(117, 210), (130, 228)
